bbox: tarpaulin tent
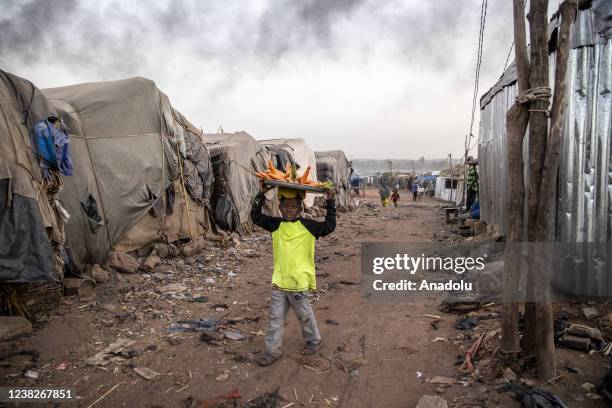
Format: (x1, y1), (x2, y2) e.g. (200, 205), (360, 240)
(41, 77), (214, 269)
(314, 150), (353, 210)
(260, 138), (319, 207)
(205, 132), (273, 233)
(0, 70), (60, 283)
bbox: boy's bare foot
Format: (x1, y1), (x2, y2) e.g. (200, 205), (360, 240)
(256, 352), (281, 366)
(302, 339), (323, 355)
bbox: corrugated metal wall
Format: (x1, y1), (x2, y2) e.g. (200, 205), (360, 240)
(478, 83), (517, 232)
(478, 5), (612, 242)
(558, 38), (612, 243)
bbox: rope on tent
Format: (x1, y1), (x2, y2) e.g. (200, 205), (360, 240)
(175, 140), (194, 239)
(231, 160), (259, 177)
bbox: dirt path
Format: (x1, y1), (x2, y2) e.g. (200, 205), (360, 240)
(0, 189), (607, 407)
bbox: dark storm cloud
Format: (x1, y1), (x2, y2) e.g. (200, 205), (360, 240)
(255, 0), (366, 59)
(0, 0), (78, 63)
(1, 0), (511, 81)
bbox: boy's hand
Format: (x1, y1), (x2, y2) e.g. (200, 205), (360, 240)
(325, 189), (336, 200)
(259, 180), (272, 193)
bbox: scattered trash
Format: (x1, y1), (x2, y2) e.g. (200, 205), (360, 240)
(325, 319), (339, 325)
(339, 280), (361, 285)
(459, 333), (485, 373)
(455, 316), (478, 330)
(200, 332), (222, 345)
(211, 303), (229, 310)
(433, 337), (448, 343)
(558, 335), (592, 351)
(226, 316), (245, 324)
(502, 383), (568, 408)
(133, 366), (160, 380)
(581, 382), (597, 393)
(24, 370), (39, 379)
(215, 369), (230, 381)
(224, 330), (246, 341)
(191, 296), (209, 303)
(167, 318), (218, 333)
(416, 371), (424, 379)
(428, 376), (456, 386)
(567, 324), (603, 341)
(160, 283), (188, 294)
(582, 306), (600, 320)
(440, 301), (480, 313)
(244, 391), (279, 408)
(55, 362), (69, 370)
(86, 338), (136, 366)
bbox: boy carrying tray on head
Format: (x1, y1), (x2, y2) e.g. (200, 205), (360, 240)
(250, 183), (336, 366)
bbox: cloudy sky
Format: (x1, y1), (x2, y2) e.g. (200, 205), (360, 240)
(1, 0), (542, 159)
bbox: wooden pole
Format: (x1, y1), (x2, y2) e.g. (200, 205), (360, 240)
(448, 154), (453, 202)
(176, 140), (195, 239)
(532, 0), (577, 381)
(523, 0), (551, 356)
(501, 0), (531, 358)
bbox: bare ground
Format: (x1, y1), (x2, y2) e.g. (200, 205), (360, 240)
(0, 189), (608, 407)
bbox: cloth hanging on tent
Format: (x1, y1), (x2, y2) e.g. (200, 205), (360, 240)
(30, 119), (73, 179)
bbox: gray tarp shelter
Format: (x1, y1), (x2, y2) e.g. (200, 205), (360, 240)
(0, 71), (58, 282)
(205, 132), (273, 233)
(315, 150), (353, 209)
(42, 77), (213, 269)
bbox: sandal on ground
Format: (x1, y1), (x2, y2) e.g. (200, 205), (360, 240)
(302, 339), (323, 355)
(255, 352), (281, 367)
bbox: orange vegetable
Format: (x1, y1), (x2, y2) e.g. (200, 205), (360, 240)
(268, 172), (286, 180)
(299, 166), (311, 183)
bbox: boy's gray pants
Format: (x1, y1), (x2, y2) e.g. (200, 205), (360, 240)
(265, 288), (321, 357)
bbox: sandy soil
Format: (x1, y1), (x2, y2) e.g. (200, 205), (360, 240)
(0, 188), (608, 407)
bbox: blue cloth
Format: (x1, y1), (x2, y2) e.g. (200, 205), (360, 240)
(411, 182), (418, 192)
(30, 120), (73, 178)
(469, 201), (480, 219)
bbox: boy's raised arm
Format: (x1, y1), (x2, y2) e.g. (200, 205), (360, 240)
(301, 190), (337, 238)
(251, 187), (281, 232)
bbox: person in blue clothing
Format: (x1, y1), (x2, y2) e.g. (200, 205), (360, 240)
(411, 180), (419, 202)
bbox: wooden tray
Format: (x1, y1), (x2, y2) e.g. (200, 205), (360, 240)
(264, 180), (326, 193)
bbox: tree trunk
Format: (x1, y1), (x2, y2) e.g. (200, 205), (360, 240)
(502, 0), (531, 357)
(523, 0), (550, 356)
(502, 103), (529, 356)
(533, 0), (577, 381)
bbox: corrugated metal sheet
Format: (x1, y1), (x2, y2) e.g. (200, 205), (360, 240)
(478, 5), (612, 243)
(558, 37), (612, 243)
